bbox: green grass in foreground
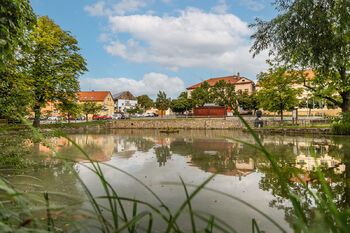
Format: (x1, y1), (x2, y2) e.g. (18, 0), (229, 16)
(261, 124), (332, 129)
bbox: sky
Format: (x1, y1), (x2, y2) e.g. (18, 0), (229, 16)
(31, 0), (277, 99)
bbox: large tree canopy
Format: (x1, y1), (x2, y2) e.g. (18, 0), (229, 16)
(23, 16), (87, 127)
(0, 0), (36, 69)
(250, 0), (350, 112)
(257, 66), (302, 121)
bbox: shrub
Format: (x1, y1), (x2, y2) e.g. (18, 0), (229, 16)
(332, 121), (350, 135)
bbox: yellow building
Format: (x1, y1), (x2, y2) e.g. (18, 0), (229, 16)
(78, 91), (114, 118)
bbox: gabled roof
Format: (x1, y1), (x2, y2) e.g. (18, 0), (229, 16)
(78, 91), (111, 102)
(113, 91), (137, 101)
(186, 75), (253, 90)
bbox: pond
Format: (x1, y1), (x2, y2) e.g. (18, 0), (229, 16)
(7, 129), (350, 232)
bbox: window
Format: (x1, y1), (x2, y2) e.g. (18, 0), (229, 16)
(84, 96), (88, 99)
(238, 90), (242, 94)
(91, 97), (94, 99)
(244, 89), (248, 93)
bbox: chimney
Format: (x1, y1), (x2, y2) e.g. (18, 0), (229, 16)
(237, 72), (240, 78)
(92, 90), (94, 92)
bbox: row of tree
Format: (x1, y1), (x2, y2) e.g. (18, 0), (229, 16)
(1, 1), (87, 127)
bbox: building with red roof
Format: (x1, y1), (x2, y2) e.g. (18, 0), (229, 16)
(78, 91), (114, 117)
(186, 73), (255, 98)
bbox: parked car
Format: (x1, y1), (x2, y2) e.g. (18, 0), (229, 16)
(153, 113), (159, 117)
(112, 114), (122, 119)
(63, 116), (73, 121)
(40, 116), (48, 120)
(121, 115), (130, 120)
(48, 116), (59, 121)
(92, 115), (101, 120)
(75, 116), (85, 120)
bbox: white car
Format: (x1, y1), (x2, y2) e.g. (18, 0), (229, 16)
(48, 116), (59, 121)
(112, 114), (122, 119)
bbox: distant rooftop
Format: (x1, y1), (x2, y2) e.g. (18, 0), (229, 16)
(186, 74), (253, 90)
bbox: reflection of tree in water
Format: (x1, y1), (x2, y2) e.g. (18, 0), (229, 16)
(155, 146), (171, 167)
(257, 137), (350, 229)
(170, 138), (258, 177)
(129, 137), (155, 152)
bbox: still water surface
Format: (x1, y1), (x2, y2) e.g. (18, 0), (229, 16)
(13, 129), (350, 232)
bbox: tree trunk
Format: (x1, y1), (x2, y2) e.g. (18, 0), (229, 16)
(86, 114), (88, 122)
(341, 90), (350, 113)
(33, 105), (41, 127)
(68, 112), (71, 124)
(280, 110), (283, 124)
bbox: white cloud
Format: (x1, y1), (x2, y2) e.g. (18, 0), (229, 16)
(211, 0), (229, 14)
(84, 1), (108, 16)
(84, 0), (147, 16)
(80, 73), (185, 98)
(101, 7), (268, 74)
(241, 0), (265, 11)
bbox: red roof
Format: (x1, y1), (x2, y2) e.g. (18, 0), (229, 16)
(186, 75), (253, 90)
(78, 91), (111, 102)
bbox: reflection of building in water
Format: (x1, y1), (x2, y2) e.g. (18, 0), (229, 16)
(112, 137), (137, 159)
(178, 138), (256, 180)
(32, 135), (115, 162)
(188, 156), (255, 180)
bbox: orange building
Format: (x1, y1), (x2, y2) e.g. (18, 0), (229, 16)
(78, 91), (115, 118)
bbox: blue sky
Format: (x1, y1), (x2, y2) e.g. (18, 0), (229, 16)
(31, 0), (276, 98)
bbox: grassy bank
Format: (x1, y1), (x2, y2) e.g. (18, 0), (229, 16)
(0, 120), (106, 132)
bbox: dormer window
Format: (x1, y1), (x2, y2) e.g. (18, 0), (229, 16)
(84, 96), (88, 99)
(91, 97), (94, 99)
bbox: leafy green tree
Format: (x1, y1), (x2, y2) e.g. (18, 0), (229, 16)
(250, 0), (350, 113)
(170, 92), (193, 115)
(155, 91), (171, 117)
(237, 92), (259, 112)
(0, 0), (36, 69)
(0, 0), (36, 120)
(81, 102), (103, 122)
(190, 82), (213, 107)
(56, 99), (81, 123)
(257, 66), (302, 121)
(0, 60), (32, 120)
(137, 95), (154, 110)
(210, 80), (237, 108)
(22, 16), (87, 127)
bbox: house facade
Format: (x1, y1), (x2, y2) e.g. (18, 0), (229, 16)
(112, 91), (138, 113)
(78, 91), (114, 118)
(186, 73), (255, 98)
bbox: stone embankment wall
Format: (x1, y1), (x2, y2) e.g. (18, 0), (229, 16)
(106, 118), (330, 130)
(107, 119), (275, 129)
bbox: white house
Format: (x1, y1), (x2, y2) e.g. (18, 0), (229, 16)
(112, 91), (138, 114)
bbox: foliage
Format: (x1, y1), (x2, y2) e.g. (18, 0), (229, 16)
(81, 102), (103, 121)
(155, 91), (171, 111)
(250, 0), (350, 112)
(332, 122), (350, 135)
(210, 80), (237, 107)
(137, 95), (154, 109)
(170, 92), (193, 114)
(190, 82), (213, 107)
(56, 99), (81, 123)
(0, 0), (36, 70)
(332, 112), (350, 135)
(0, 60), (32, 120)
(22, 16), (87, 127)
(236, 92), (259, 111)
(257, 65), (302, 121)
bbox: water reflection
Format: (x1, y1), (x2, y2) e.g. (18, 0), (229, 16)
(24, 129), (350, 230)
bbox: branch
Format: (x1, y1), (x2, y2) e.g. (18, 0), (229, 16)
(303, 82), (341, 107)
